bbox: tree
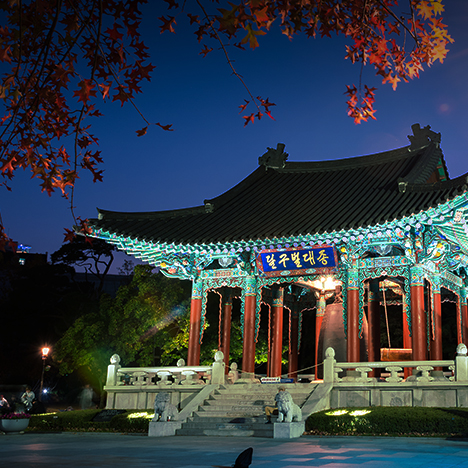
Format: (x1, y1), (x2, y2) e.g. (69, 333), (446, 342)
(51, 236), (116, 296)
(53, 264), (191, 391)
(0, 1), (452, 243)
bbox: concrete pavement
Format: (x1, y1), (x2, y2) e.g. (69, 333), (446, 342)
(1, 432), (468, 467)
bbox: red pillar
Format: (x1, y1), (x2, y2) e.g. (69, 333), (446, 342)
(403, 299), (412, 379)
(462, 289), (468, 346)
(288, 302), (299, 380)
(315, 291), (326, 371)
(347, 268), (360, 363)
(457, 296), (463, 346)
(187, 279), (203, 366)
(271, 288), (284, 378)
(430, 279), (442, 361)
(367, 279), (381, 376)
(220, 287), (232, 373)
(411, 266), (427, 361)
(242, 277), (257, 375)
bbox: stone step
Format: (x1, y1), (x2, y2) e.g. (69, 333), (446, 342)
(187, 416), (270, 424)
(175, 421), (274, 437)
(199, 403), (267, 411)
(193, 410), (266, 418)
(210, 389), (313, 397)
(210, 391), (313, 402)
(207, 395), (308, 404)
(214, 385), (316, 395)
(176, 383), (313, 437)
(183, 419), (272, 427)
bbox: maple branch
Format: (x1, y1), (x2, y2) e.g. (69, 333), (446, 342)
(35, 0), (64, 86)
(0, 6), (91, 187)
(70, 0), (102, 225)
(408, 0), (418, 46)
(16, 0), (23, 81)
(69, 0), (150, 126)
(195, 0), (263, 116)
(0, 0), (64, 156)
(375, 0), (418, 44)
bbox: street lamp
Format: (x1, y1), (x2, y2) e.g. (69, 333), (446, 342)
(39, 347), (50, 402)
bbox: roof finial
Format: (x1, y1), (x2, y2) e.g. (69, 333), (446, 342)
(258, 143), (288, 170)
(408, 124), (441, 151)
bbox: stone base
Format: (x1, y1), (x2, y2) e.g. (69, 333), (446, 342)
(235, 373), (260, 384)
(148, 421), (183, 437)
(273, 421), (305, 439)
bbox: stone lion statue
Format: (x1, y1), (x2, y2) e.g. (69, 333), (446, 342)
(275, 388), (301, 423)
(153, 392), (178, 422)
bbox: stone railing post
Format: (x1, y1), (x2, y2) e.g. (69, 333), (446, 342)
(455, 343), (468, 381)
(323, 347), (336, 383)
(211, 350), (225, 385)
(106, 354), (121, 386)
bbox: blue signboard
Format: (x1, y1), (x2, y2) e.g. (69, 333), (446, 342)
(257, 245), (336, 277)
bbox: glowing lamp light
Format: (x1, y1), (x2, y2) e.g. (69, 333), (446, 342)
(326, 409), (348, 416)
(39, 346), (50, 402)
(309, 276), (339, 292)
(325, 409), (371, 417)
(128, 412), (153, 419)
(349, 410), (371, 417)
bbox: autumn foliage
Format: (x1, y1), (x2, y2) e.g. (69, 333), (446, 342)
(0, 0), (452, 245)
(160, 0), (451, 125)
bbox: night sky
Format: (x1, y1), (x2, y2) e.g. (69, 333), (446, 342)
(2, 2), (468, 272)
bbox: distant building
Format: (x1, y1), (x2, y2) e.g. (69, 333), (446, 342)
(0, 241), (47, 269)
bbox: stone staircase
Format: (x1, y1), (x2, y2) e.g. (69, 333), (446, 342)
(175, 383), (317, 437)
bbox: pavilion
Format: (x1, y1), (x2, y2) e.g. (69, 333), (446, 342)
(87, 124), (468, 379)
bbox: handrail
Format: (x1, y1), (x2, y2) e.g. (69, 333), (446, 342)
(117, 366), (212, 374)
(105, 351), (227, 387)
(335, 360), (453, 369)
(324, 344), (468, 383)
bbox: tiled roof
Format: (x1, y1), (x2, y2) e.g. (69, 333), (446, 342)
(89, 137), (468, 246)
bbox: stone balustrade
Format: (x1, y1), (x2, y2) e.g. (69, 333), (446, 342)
(104, 344), (468, 412)
(104, 351), (228, 410)
(106, 351), (227, 388)
(323, 343), (468, 384)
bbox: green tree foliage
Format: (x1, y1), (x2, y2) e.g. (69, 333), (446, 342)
(54, 265), (191, 388)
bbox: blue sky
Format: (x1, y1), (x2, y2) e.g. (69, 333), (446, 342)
(2, 1), (468, 272)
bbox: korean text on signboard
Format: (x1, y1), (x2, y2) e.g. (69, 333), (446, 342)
(257, 246), (336, 276)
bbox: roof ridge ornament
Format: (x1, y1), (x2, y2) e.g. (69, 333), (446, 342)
(258, 143), (288, 170)
(408, 123), (441, 151)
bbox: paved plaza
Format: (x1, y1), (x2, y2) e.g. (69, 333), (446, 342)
(1, 433), (468, 467)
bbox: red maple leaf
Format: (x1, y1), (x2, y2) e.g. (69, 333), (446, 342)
(239, 99), (249, 113)
(187, 13), (199, 25)
(63, 228), (76, 243)
(73, 79), (97, 104)
(243, 113), (255, 126)
(199, 44), (213, 57)
(156, 122), (174, 131)
(0, 45), (11, 63)
(164, 0), (179, 9)
(159, 16), (176, 34)
(254, 7), (269, 24)
(136, 126), (147, 137)
(105, 23), (124, 42)
(98, 82), (111, 99)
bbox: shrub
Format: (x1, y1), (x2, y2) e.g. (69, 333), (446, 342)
(28, 410), (154, 433)
(306, 407), (468, 437)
